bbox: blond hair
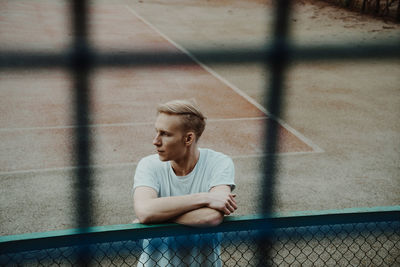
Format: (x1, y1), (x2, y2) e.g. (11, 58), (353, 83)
(157, 99), (206, 139)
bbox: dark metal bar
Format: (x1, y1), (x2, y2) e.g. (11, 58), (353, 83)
(259, 0), (292, 265)
(261, 7), (292, 215)
(0, 0), (397, 264)
(70, 0), (93, 264)
(0, 41), (399, 69)
(71, 0), (92, 229)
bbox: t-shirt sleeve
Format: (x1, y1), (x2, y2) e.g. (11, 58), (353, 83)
(133, 156), (160, 194)
(208, 155), (236, 191)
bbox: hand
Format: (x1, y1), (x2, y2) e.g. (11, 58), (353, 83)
(206, 190), (237, 215)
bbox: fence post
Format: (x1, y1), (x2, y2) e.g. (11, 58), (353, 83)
(70, 0), (93, 265)
(259, 0), (292, 264)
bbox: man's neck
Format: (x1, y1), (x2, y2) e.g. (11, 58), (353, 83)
(171, 147), (200, 176)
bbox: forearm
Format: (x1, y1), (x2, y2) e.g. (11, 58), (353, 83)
(134, 185), (237, 225)
(173, 208), (224, 227)
(172, 185), (237, 227)
(135, 192), (208, 224)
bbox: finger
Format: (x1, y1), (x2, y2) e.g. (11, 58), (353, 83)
(226, 205), (234, 213)
(228, 197), (238, 209)
(227, 198), (237, 210)
(224, 207), (231, 215)
(226, 201), (236, 213)
(217, 201), (231, 213)
(232, 201), (238, 210)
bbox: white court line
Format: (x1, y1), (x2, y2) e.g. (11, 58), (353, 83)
(0, 151), (325, 176)
(0, 6), (324, 176)
(0, 162), (139, 176)
(0, 122), (153, 132)
(125, 5), (324, 154)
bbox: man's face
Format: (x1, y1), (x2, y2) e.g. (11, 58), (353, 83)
(153, 113), (187, 162)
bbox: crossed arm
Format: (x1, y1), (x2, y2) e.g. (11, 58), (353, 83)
(133, 185), (237, 227)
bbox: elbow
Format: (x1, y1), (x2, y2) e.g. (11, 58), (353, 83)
(198, 212), (224, 227)
(137, 213), (156, 224)
(135, 207), (154, 224)
(137, 214), (151, 224)
(207, 216), (224, 227)
(134, 200), (162, 224)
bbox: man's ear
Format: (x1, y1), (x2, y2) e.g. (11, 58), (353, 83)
(184, 132), (196, 145)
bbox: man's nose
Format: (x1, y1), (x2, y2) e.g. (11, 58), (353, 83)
(153, 134), (161, 146)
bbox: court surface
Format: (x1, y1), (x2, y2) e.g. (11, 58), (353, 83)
(0, 0), (399, 235)
(0, 1), (318, 174)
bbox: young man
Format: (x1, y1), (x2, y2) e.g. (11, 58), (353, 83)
(133, 99), (237, 266)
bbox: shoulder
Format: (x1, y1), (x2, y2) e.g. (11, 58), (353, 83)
(200, 148), (233, 166)
(200, 149), (235, 190)
(201, 148), (231, 159)
(134, 154), (166, 193)
(137, 154), (166, 170)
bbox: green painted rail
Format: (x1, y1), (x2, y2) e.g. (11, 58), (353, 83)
(1, 206), (399, 254)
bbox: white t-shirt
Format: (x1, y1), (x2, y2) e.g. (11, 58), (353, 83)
(133, 148), (235, 196)
(133, 148), (235, 267)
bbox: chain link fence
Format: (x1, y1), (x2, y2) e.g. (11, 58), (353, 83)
(1, 1), (399, 267)
(1, 211), (399, 266)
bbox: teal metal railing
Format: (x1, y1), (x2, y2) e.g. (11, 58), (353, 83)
(1, 206), (399, 266)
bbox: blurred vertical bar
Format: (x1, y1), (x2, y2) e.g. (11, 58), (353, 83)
(70, 0), (93, 264)
(258, 0), (292, 264)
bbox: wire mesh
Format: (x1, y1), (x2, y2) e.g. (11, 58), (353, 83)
(1, 220), (398, 266)
(1, 0), (399, 266)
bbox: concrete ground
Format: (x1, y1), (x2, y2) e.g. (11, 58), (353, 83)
(0, 0), (399, 236)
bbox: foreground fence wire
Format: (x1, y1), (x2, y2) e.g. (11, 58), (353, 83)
(1, 207), (399, 266)
(1, 1), (400, 266)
